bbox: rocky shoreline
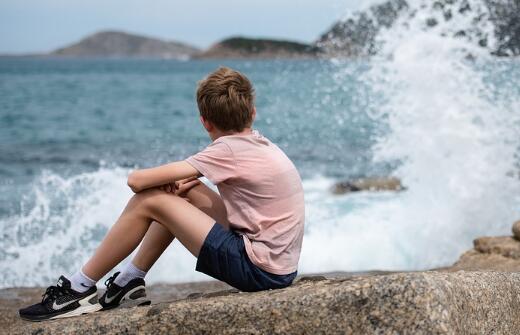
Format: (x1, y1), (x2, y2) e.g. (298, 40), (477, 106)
(3, 221), (520, 334)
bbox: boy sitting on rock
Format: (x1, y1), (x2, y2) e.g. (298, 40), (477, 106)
(19, 66), (305, 321)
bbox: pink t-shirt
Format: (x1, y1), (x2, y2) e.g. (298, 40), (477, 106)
(185, 129), (305, 275)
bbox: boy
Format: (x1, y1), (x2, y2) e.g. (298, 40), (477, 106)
(19, 67), (305, 321)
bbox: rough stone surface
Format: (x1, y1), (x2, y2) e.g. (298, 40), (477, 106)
(450, 230), (520, 272)
(5, 271), (520, 334)
(450, 249), (520, 272)
(473, 236), (520, 259)
(512, 220), (520, 241)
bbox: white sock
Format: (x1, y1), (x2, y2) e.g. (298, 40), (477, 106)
(114, 262), (147, 287)
(69, 269), (97, 293)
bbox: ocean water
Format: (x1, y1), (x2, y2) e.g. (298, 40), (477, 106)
(1, 0), (520, 288)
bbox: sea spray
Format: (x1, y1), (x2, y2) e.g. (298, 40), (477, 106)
(1, 0), (519, 288)
(299, 0), (520, 273)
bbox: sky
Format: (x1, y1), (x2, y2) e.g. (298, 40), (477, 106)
(0, 0), (371, 54)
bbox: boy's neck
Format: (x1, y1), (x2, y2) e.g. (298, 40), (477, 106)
(210, 127), (253, 141)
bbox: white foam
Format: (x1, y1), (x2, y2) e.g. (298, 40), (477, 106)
(1, 0), (519, 288)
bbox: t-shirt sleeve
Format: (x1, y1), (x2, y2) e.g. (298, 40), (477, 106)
(185, 141), (236, 184)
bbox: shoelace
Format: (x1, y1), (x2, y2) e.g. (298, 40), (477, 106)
(104, 271), (121, 289)
(41, 285), (65, 303)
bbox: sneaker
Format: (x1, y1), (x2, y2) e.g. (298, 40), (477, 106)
(19, 276), (102, 322)
(99, 272), (150, 310)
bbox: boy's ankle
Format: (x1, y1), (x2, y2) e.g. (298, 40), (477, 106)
(69, 269), (97, 293)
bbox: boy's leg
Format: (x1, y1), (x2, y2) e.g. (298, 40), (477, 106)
(83, 183), (226, 281)
(131, 182), (229, 271)
(131, 221), (175, 272)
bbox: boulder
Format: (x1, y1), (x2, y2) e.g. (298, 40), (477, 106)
(450, 249), (520, 272)
(474, 236), (520, 259)
(316, 0), (520, 57)
(451, 233), (520, 272)
(332, 177), (403, 195)
(7, 271), (520, 334)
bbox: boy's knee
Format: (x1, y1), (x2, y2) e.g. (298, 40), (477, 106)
(132, 188), (181, 211)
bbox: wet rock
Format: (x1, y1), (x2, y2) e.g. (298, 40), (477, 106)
(7, 272), (520, 334)
(317, 0), (520, 57)
(332, 177), (403, 195)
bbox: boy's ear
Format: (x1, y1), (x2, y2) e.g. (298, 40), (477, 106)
(200, 116), (214, 132)
(252, 106), (256, 121)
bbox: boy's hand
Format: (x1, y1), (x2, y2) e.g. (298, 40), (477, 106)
(174, 176), (201, 196)
(159, 176), (200, 199)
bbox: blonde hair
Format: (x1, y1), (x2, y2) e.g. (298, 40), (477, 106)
(196, 67), (255, 132)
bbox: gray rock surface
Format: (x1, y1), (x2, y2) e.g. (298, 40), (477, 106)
(52, 31), (200, 59)
(451, 233), (520, 272)
(6, 271), (520, 334)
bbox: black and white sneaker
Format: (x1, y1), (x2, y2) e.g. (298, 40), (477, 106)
(19, 276), (101, 322)
(99, 272), (150, 310)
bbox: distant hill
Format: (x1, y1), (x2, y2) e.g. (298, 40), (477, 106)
(51, 31), (200, 59)
(194, 37), (322, 59)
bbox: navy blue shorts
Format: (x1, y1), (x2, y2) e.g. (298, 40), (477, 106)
(195, 222), (297, 292)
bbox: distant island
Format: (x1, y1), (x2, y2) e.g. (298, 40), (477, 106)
(194, 37), (321, 59)
(48, 31), (321, 60)
(51, 31), (199, 59)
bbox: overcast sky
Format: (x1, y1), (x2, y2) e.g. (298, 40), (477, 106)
(0, 0), (373, 54)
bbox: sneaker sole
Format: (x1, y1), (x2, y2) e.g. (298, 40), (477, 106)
(101, 285), (151, 310)
(20, 292), (102, 322)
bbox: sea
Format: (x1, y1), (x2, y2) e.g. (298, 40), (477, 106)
(1, 0), (519, 288)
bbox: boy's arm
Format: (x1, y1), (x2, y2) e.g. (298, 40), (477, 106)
(127, 160), (201, 193)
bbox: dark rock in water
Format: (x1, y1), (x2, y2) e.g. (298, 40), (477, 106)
(52, 31), (200, 59)
(194, 37), (322, 59)
(316, 0), (520, 57)
(7, 272), (520, 334)
(332, 177), (403, 194)
(316, 0), (408, 57)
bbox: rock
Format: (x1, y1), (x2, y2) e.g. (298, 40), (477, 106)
(473, 236), (520, 259)
(450, 231), (520, 272)
(316, 0), (520, 57)
(332, 177), (403, 195)
(316, 0), (407, 57)
(194, 37), (322, 59)
(450, 249), (520, 272)
(296, 275), (327, 282)
(7, 271), (520, 334)
(51, 31), (200, 59)
(512, 220), (520, 240)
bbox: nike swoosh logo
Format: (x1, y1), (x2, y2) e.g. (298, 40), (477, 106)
(104, 291), (122, 304)
(52, 298), (79, 310)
